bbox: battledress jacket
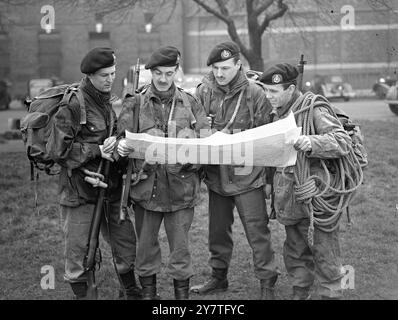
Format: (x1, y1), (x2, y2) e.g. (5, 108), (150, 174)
(117, 84), (210, 213)
(47, 77), (123, 207)
(273, 91), (352, 225)
(196, 70), (273, 196)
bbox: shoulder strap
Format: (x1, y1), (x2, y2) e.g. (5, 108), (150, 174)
(62, 85), (86, 125)
(202, 84), (212, 116)
(178, 88), (191, 108)
(133, 93), (142, 133)
(246, 84), (254, 128)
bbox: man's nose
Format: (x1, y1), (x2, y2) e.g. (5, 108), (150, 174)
(216, 69), (223, 77)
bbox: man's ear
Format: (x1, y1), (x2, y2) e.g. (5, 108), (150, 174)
(288, 84), (296, 94)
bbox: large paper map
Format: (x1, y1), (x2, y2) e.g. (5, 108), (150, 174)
(125, 112), (301, 167)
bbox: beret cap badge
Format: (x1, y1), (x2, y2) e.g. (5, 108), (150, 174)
(272, 74), (282, 84)
(221, 50), (232, 59)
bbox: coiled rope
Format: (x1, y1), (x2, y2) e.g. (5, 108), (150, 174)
(283, 91), (364, 246)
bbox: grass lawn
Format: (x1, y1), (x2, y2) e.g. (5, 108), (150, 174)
(0, 119), (397, 300)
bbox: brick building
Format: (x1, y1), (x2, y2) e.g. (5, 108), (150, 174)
(0, 0), (397, 98)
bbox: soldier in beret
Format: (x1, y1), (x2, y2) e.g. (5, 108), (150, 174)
(116, 46), (210, 299)
(259, 63), (351, 299)
(190, 41), (280, 299)
(47, 47), (141, 299)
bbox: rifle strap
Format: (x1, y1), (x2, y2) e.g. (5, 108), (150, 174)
(121, 94), (141, 211)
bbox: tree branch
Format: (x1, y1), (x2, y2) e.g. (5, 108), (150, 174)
(259, 0), (288, 34)
(253, 0), (274, 16)
(191, 0), (230, 24)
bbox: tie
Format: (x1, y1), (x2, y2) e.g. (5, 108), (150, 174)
(270, 107), (279, 122)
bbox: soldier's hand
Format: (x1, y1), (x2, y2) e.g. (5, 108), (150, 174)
(264, 184), (272, 199)
(117, 139), (134, 157)
(99, 145), (114, 162)
(103, 136), (117, 153)
(294, 135), (312, 152)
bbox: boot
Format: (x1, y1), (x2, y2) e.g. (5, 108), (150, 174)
(292, 286), (311, 300)
(260, 275), (278, 300)
(70, 282), (91, 300)
(190, 268), (228, 295)
(174, 279), (190, 300)
(139, 274), (160, 300)
(119, 270), (142, 300)
(321, 295), (341, 300)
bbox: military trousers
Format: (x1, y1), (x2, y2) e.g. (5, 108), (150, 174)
(283, 218), (344, 298)
(134, 204), (194, 281)
(208, 188), (279, 280)
(61, 201), (137, 283)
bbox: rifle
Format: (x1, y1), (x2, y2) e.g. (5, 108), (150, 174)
(82, 112), (115, 299)
(296, 54), (307, 92)
(119, 58), (140, 223)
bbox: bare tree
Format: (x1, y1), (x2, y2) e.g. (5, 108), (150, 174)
(191, 0), (288, 71)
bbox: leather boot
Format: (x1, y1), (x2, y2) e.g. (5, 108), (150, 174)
(260, 275), (278, 300)
(292, 286), (311, 300)
(70, 282), (93, 300)
(190, 268), (228, 295)
(139, 274), (160, 300)
(119, 270), (142, 300)
(174, 279), (190, 300)
(321, 295), (341, 300)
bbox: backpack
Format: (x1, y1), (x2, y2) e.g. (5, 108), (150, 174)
(331, 105), (368, 168)
(20, 83), (86, 176)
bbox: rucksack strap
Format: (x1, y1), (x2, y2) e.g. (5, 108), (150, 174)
(203, 84), (254, 129)
(120, 94), (140, 215)
(246, 84), (254, 129)
(62, 86), (86, 125)
(202, 84), (212, 116)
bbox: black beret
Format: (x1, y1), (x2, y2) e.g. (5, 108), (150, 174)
(80, 47), (116, 74)
(145, 46), (181, 69)
(206, 41), (240, 66)
(260, 63), (299, 85)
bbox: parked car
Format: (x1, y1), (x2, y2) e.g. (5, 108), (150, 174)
(304, 75), (355, 101)
(385, 84), (398, 116)
(372, 76), (397, 99)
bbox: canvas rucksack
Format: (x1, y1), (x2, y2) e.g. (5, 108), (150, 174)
(331, 105), (368, 168)
(20, 83), (86, 176)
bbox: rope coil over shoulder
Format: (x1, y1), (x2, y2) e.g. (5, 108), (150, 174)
(284, 91), (364, 246)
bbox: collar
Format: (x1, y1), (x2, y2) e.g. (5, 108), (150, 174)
(203, 68), (249, 98)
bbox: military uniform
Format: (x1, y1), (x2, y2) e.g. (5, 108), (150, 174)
(192, 42), (279, 299)
(117, 46), (210, 299)
(47, 47), (140, 299)
(260, 63), (352, 299)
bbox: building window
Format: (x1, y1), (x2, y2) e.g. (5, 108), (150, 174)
(0, 32), (10, 79)
(38, 31), (61, 78)
(89, 31), (111, 49)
